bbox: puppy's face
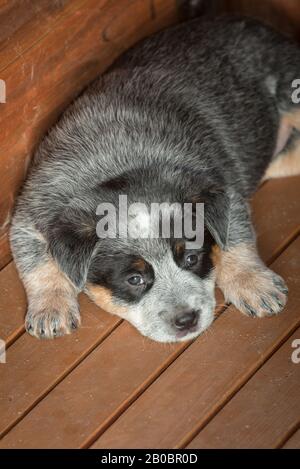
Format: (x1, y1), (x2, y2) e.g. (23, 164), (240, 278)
(86, 232), (215, 343)
(48, 175), (227, 343)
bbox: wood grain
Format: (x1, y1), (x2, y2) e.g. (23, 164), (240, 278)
(0, 0), (178, 270)
(0, 175), (299, 446)
(0, 293), (121, 439)
(0, 262), (26, 345)
(187, 329), (300, 448)
(282, 429), (300, 449)
(0, 189), (299, 448)
(251, 177), (300, 262)
(0, 322), (183, 448)
(0, 0), (78, 71)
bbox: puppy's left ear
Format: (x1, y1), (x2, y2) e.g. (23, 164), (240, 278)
(46, 206), (98, 290)
(204, 191), (230, 249)
(192, 190), (231, 249)
(192, 189), (235, 249)
(205, 190), (253, 250)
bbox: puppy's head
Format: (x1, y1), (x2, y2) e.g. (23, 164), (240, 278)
(47, 170), (229, 342)
(86, 229), (216, 342)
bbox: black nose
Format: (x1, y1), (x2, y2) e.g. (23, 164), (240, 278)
(174, 310), (199, 330)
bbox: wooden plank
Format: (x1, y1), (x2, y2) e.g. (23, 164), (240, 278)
(0, 0), (178, 269)
(0, 262), (26, 345)
(0, 176), (299, 447)
(0, 0), (80, 71)
(90, 236), (300, 449)
(282, 429), (300, 449)
(0, 294), (120, 439)
(252, 177), (300, 262)
(0, 323), (184, 448)
(0, 234), (11, 271)
(187, 330), (300, 449)
(0, 238), (299, 448)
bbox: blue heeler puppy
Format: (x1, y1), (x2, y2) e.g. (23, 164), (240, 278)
(10, 15), (300, 342)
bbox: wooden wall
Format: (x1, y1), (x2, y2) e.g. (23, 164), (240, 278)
(0, 0), (300, 270)
(0, 0), (179, 270)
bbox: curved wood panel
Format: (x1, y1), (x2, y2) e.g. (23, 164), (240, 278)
(0, 0), (178, 270)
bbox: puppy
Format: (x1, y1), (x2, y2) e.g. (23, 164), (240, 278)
(10, 16), (300, 342)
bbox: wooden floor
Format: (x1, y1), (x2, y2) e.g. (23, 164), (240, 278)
(0, 175), (300, 449)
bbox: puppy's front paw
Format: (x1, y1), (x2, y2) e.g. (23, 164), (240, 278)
(25, 300), (80, 339)
(223, 268), (288, 318)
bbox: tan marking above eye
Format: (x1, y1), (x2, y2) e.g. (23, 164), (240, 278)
(85, 283), (128, 315)
(174, 242), (185, 257)
(132, 258), (147, 271)
(190, 195), (204, 204)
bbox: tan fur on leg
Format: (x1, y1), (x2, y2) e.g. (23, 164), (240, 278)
(284, 110), (300, 131)
(213, 244), (288, 318)
(263, 110), (300, 181)
(24, 259), (80, 339)
(264, 142), (300, 180)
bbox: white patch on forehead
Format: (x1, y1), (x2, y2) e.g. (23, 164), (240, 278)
(128, 203), (151, 238)
(126, 201), (184, 240)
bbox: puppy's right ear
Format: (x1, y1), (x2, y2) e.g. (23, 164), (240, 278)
(46, 206), (98, 290)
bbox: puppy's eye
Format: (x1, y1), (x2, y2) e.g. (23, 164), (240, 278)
(185, 253), (199, 268)
(127, 274), (145, 286)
